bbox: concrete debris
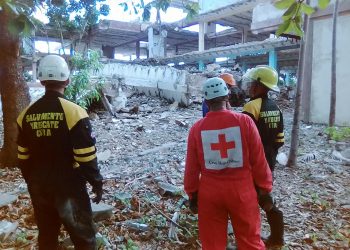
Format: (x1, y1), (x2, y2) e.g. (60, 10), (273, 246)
(61, 237), (74, 249)
(309, 174), (328, 182)
(169, 101), (179, 111)
(227, 221), (234, 235)
(96, 232), (112, 248)
(175, 119), (189, 128)
(97, 150), (111, 163)
(114, 192), (132, 202)
(113, 90), (127, 112)
(206, 63), (221, 72)
(168, 211), (179, 240)
(326, 165), (343, 174)
(138, 142), (179, 156)
(89, 112), (100, 120)
(157, 182), (182, 196)
(339, 148), (350, 159)
(299, 153), (319, 163)
(0, 193), (18, 208)
(124, 221), (149, 232)
(332, 150), (350, 163)
(0, 221), (18, 241)
(91, 202), (114, 222)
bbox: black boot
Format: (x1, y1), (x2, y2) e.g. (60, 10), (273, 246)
(264, 206), (284, 247)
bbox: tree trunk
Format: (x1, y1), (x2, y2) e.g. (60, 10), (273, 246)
(287, 8), (310, 168)
(329, 0), (339, 127)
(0, 10), (31, 168)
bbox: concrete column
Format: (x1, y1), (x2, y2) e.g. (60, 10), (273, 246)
(148, 27), (154, 58)
(32, 60), (37, 83)
(148, 27), (166, 58)
(136, 41), (140, 59)
(242, 28), (248, 43)
(268, 49), (277, 69)
(242, 62), (247, 72)
(199, 22), (207, 52)
(70, 43), (74, 56)
(198, 60), (205, 71)
(285, 72), (290, 85)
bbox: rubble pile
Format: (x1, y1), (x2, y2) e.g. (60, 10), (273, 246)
(0, 91), (349, 249)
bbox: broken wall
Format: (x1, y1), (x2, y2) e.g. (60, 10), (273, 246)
(99, 61), (204, 106)
(305, 11), (350, 125)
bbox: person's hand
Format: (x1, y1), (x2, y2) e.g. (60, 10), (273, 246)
(92, 182), (103, 204)
(189, 192), (198, 214)
(258, 192), (274, 212)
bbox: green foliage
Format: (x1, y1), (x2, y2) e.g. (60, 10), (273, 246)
(0, 0), (42, 37)
(184, 2), (200, 20)
(45, 0), (110, 37)
(324, 127), (350, 141)
(121, 239), (139, 250)
(274, 0), (330, 37)
(318, 0), (331, 10)
(120, 0), (199, 22)
(65, 50), (104, 109)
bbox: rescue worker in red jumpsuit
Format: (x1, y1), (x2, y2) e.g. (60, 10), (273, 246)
(242, 65), (285, 247)
(184, 77), (273, 250)
(17, 55), (103, 250)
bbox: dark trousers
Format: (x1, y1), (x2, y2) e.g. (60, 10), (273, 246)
(264, 147), (284, 242)
(28, 183), (96, 250)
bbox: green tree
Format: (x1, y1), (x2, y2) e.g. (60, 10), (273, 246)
(120, 0), (200, 23)
(0, 0), (109, 168)
(273, 0), (331, 167)
(65, 50), (103, 109)
(275, 0), (330, 37)
(45, 0), (110, 53)
(0, 0), (38, 168)
(329, 0), (339, 127)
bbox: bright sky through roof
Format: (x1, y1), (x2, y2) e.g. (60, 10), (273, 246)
(34, 0), (188, 52)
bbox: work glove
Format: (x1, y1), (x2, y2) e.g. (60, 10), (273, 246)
(92, 181), (103, 204)
(189, 192), (198, 214)
(258, 192), (274, 212)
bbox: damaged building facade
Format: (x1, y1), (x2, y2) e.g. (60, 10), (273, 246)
(21, 0), (349, 125)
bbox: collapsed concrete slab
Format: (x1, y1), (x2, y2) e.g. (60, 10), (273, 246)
(99, 61), (204, 106)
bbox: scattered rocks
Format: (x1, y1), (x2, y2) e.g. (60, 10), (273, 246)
(0, 193), (18, 208)
(97, 150), (111, 163)
(0, 221), (18, 241)
(124, 221), (149, 232)
(157, 182), (183, 196)
(91, 202), (114, 222)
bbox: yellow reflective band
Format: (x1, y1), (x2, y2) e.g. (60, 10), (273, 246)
(74, 154), (97, 163)
(277, 132), (284, 137)
(18, 154), (30, 160)
(243, 98), (262, 121)
(18, 146), (29, 153)
(275, 139), (285, 143)
(73, 162), (80, 168)
(73, 146), (95, 155)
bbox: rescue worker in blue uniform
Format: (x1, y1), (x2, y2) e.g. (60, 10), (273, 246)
(17, 55), (103, 250)
(242, 65), (285, 247)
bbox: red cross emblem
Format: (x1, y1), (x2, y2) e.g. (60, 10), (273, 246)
(210, 134), (236, 159)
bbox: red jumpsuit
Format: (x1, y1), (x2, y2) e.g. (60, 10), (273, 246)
(184, 110), (272, 250)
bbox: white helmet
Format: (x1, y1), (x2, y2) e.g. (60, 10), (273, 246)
(203, 77), (229, 100)
(38, 55), (70, 82)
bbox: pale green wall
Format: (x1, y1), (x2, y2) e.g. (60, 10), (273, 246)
(310, 14), (350, 125)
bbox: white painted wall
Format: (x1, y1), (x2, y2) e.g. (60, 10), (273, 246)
(199, 0), (241, 14)
(310, 14), (350, 125)
(99, 62), (204, 105)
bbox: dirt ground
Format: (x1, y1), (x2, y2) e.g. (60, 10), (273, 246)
(0, 94), (349, 249)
